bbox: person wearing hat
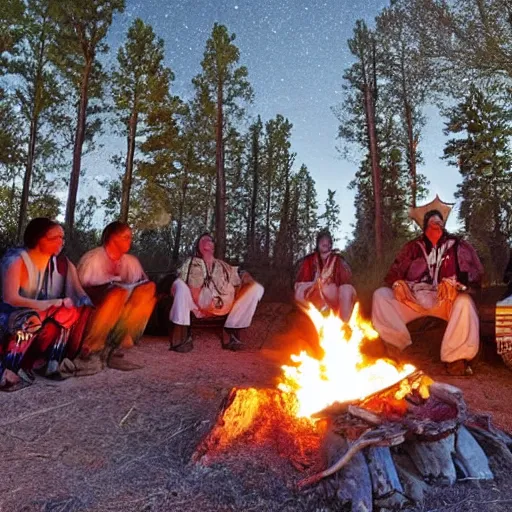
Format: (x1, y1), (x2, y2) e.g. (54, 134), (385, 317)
(294, 230), (356, 321)
(169, 233), (264, 352)
(371, 196), (484, 376)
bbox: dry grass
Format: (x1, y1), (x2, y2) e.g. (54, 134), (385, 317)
(0, 302), (511, 512)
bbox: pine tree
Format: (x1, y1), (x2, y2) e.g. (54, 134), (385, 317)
(376, 3), (432, 207)
(111, 18), (173, 222)
(444, 85), (512, 281)
(318, 189), (341, 242)
(344, 20), (384, 259)
(403, 0), (512, 91)
(9, 0), (66, 241)
(261, 114), (293, 262)
(193, 23), (253, 258)
(290, 164), (318, 258)
(246, 116), (263, 261)
(51, 0), (125, 233)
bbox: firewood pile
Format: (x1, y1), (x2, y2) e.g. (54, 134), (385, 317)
(192, 372), (512, 511)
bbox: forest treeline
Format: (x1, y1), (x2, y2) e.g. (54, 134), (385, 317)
(1, 0), (511, 290)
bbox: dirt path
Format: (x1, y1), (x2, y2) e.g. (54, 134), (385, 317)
(0, 303), (511, 512)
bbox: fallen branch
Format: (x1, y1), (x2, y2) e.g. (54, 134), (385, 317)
(0, 401), (77, 429)
(297, 427), (406, 489)
(119, 406), (135, 426)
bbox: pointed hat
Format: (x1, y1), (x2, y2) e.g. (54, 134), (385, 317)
(408, 195), (454, 229)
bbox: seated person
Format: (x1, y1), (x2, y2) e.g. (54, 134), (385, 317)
(371, 196), (484, 376)
(295, 230), (356, 322)
(496, 248), (512, 370)
(0, 218), (91, 391)
(169, 233), (264, 352)
(77, 221), (156, 370)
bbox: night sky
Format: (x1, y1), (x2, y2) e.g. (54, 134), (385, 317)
(85, 0), (460, 244)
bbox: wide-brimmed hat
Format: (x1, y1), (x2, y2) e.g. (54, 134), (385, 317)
(408, 195), (454, 229)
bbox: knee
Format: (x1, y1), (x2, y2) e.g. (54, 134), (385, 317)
(339, 284), (356, 298)
(251, 282), (264, 299)
(104, 287), (130, 307)
(373, 287), (392, 303)
(140, 281), (156, 296)
(171, 279), (189, 297)
(453, 293), (476, 311)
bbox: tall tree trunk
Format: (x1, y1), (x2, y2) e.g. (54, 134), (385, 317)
(401, 52), (417, 207)
(65, 57), (92, 234)
(363, 83), (383, 261)
(17, 114), (39, 242)
(215, 81), (226, 259)
(120, 106), (138, 222)
(248, 129), (260, 259)
(264, 165), (272, 261)
(405, 101), (417, 208)
(172, 160), (189, 264)
(17, 22), (48, 242)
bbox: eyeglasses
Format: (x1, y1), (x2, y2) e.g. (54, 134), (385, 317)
(45, 235), (65, 242)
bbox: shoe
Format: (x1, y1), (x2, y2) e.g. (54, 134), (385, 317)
(170, 335), (193, 353)
(17, 368), (36, 383)
(169, 324), (193, 353)
(222, 332), (243, 351)
(445, 359), (473, 376)
(73, 355), (104, 376)
(0, 369), (32, 392)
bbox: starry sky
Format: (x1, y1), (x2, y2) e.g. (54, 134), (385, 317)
(85, 0), (461, 245)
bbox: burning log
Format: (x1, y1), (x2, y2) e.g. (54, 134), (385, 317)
(192, 305), (512, 510)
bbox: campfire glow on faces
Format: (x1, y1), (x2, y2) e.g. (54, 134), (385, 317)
(278, 303), (417, 419)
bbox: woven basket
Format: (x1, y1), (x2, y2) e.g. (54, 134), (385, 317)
(501, 350), (512, 371)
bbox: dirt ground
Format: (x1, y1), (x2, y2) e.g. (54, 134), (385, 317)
(1, 302), (511, 512)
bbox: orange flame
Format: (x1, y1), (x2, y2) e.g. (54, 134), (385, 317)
(278, 303), (416, 418)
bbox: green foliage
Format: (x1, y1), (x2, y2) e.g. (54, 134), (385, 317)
(444, 85), (512, 281)
(0, 0), (25, 70)
(318, 190), (341, 242)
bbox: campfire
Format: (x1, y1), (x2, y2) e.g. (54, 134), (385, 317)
(193, 304), (512, 510)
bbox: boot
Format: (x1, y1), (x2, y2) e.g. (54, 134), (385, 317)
(445, 359), (473, 376)
(169, 323), (193, 353)
(383, 342), (403, 364)
(223, 328), (243, 351)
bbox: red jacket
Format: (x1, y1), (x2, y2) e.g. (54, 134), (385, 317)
(385, 233), (484, 288)
(296, 251), (352, 286)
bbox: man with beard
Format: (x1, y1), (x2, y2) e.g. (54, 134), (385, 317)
(371, 196), (484, 376)
(169, 233), (264, 352)
(294, 230), (356, 322)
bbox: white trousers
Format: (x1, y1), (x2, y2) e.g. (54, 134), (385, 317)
(371, 287), (480, 363)
(295, 282), (357, 322)
(170, 279), (264, 328)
